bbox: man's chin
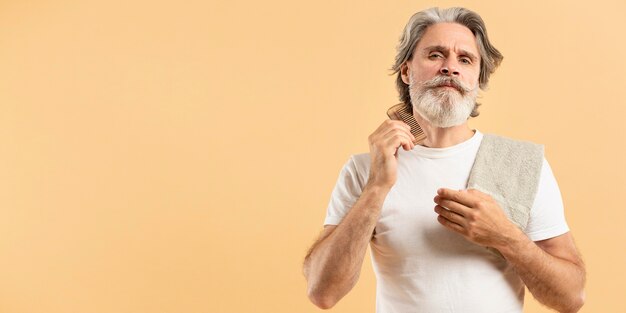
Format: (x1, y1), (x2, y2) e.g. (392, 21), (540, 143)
(410, 89), (476, 128)
(414, 109), (470, 128)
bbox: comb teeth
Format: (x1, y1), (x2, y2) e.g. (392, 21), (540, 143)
(387, 103), (426, 144)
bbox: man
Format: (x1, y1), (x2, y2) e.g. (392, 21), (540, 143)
(303, 7), (586, 313)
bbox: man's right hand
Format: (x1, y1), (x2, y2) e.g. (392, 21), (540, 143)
(367, 120), (415, 190)
(303, 120), (413, 309)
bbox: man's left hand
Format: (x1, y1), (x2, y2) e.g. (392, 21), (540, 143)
(433, 188), (522, 249)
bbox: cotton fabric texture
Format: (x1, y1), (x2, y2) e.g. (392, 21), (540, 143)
(324, 130), (569, 313)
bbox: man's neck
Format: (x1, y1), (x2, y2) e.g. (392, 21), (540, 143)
(414, 113), (475, 148)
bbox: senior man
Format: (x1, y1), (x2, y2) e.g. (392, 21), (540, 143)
(303, 7), (586, 313)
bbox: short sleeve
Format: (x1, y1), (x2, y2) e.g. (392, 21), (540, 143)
(524, 158), (570, 241)
(324, 156), (365, 226)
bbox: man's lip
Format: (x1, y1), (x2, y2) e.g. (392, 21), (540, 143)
(435, 84), (462, 93)
(437, 84), (456, 89)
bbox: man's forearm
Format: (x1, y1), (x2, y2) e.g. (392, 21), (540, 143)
(499, 231), (586, 313)
(304, 184), (388, 309)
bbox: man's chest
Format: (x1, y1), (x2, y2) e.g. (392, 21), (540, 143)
(371, 161), (477, 260)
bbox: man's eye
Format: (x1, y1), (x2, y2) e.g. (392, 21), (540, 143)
(460, 58), (472, 64)
(429, 53), (443, 59)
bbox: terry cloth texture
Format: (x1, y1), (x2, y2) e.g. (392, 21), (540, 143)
(467, 134), (544, 230)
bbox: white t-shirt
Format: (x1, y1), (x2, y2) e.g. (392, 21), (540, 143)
(324, 130), (569, 313)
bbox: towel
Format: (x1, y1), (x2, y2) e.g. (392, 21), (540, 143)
(467, 134), (544, 256)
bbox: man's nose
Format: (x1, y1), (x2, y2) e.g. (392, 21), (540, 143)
(440, 59), (460, 76)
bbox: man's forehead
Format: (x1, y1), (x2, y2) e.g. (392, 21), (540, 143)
(416, 23), (479, 55)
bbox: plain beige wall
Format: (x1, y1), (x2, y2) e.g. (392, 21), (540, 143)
(0, 0), (624, 312)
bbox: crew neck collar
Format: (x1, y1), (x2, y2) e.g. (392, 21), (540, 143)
(410, 130), (483, 159)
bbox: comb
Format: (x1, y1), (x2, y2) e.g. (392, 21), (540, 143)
(386, 103), (426, 145)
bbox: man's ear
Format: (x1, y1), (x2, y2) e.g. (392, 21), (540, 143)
(400, 62), (410, 85)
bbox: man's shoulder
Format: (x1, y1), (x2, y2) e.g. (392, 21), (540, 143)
(348, 153), (371, 170)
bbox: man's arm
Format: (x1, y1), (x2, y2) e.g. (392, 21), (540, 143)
(434, 188), (585, 313)
(501, 231), (585, 313)
(303, 120), (415, 309)
(303, 184), (388, 309)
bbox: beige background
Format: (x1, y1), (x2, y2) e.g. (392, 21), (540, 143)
(0, 0), (624, 312)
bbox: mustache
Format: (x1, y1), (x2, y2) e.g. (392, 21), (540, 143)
(420, 76), (472, 94)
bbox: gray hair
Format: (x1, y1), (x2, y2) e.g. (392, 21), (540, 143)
(391, 7), (503, 117)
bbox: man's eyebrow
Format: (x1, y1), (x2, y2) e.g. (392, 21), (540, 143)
(424, 45), (448, 53)
(423, 45), (479, 61)
(459, 49), (479, 61)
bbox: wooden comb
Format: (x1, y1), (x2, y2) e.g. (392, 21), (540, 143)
(386, 103), (426, 145)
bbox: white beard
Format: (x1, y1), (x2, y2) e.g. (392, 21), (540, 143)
(409, 73), (479, 128)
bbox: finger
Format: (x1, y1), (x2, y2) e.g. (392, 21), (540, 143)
(371, 120), (404, 140)
(401, 123), (416, 141)
(381, 119), (411, 134)
(390, 119), (411, 133)
(400, 134), (415, 150)
(382, 120), (414, 138)
(433, 195), (470, 216)
(399, 136), (415, 151)
(370, 126), (413, 150)
(381, 124), (416, 143)
(383, 131), (414, 151)
(437, 215), (465, 234)
(434, 205), (466, 227)
(393, 138), (413, 152)
(401, 122), (414, 139)
(437, 188), (480, 207)
(465, 188), (493, 201)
